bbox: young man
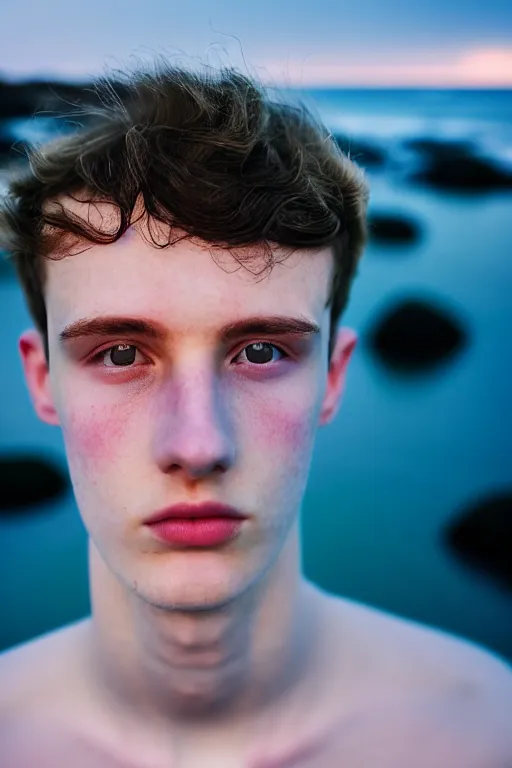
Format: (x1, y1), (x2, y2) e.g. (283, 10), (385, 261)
(0, 63), (511, 767)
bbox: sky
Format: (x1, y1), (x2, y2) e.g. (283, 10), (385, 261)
(1, 0), (512, 87)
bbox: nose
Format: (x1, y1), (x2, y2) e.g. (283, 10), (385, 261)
(152, 368), (236, 481)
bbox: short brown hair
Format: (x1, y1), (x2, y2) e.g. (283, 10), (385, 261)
(0, 62), (370, 364)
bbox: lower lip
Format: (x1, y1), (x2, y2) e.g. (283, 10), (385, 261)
(147, 517), (245, 547)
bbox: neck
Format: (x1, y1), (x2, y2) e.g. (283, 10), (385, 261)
(85, 522), (327, 743)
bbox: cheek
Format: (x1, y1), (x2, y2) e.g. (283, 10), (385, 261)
(251, 398), (316, 455)
(62, 404), (129, 468)
(246, 396), (318, 504)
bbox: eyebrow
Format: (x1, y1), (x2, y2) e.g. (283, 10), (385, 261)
(58, 314), (321, 345)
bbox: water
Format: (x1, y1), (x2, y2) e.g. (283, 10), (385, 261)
(1, 88), (511, 659)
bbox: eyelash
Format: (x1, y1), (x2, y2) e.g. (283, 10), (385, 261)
(88, 341), (289, 371)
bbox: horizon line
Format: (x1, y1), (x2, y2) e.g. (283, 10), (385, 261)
(1, 71), (511, 91)
(2, 46), (512, 89)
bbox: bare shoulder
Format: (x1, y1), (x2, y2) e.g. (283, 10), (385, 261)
(0, 619), (102, 766)
(0, 617), (91, 717)
(325, 593), (512, 765)
(340, 594), (512, 682)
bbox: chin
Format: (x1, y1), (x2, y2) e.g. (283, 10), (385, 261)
(136, 583), (243, 613)
(132, 555), (253, 612)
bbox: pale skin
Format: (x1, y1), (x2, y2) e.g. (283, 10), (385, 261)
(1, 200), (512, 767)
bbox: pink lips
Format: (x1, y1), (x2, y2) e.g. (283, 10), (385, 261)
(144, 502), (247, 547)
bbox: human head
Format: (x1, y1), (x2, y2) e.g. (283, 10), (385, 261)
(0, 61), (369, 366)
(0, 61), (370, 610)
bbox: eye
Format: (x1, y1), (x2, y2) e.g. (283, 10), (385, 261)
(90, 341), (288, 370)
(94, 344), (146, 368)
(235, 342), (287, 366)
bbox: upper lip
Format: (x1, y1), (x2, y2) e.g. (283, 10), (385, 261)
(145, 502), (247, 524)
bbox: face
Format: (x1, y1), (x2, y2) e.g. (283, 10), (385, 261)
(20, 201), (356, 611)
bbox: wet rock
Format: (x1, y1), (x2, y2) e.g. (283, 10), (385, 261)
(368, 212), (423, 245)
(404, 137), (512, 192)
(403, 137), (479, 161)
(0, 134), (13, 159)
(444, 492), (512, 591)
(0, 80), (82, 118)
(367, 297), (468, 373)
(333, 134), (387, 169)
(0, 79), (129, 119)
(0, 133), (28, 167)
(0, 454), (69, 511)
(412, 156), (512, 192)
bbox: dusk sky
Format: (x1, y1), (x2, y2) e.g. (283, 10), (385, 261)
(2, 0), (512, 86)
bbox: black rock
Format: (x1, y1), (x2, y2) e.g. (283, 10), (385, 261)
(368, 212), (423, 245)
(444, 492), (512, 591)
(0, 79), (129, 119)
(0, 134), (28, 167)
(367, 297), (468, 373)
(0, 454), (69, 511)
(409, 153), (512, 193)
(333, 134), (387, 169)
(403, 137), (478, 161)
(0, 133), (14, 158)
(0, 81), (84, 118)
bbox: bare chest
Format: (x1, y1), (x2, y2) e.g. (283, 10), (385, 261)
(1, 705), (495, 768)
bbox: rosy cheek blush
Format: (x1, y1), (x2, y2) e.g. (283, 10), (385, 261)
(252, 399), (314, 453)
(63, 404), (129, 467)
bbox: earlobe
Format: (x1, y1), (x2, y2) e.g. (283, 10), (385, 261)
(318, 327), (357, 427)
(18, 329), (60, 426)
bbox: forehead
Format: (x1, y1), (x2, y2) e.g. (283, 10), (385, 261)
(43, 199), (334, 335)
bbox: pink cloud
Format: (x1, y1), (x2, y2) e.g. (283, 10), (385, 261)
(455, 48), (512, 85)
(259, 47), (512, 87)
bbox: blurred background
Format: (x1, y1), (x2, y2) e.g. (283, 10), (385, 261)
(1, 1), (511, 660)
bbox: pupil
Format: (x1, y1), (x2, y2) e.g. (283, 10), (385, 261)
(247, 342), (273, 364)
(111, 345), (136, 366)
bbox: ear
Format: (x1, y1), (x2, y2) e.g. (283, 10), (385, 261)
(318, 327), (358, 427)
(19, 329), (60, 426)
